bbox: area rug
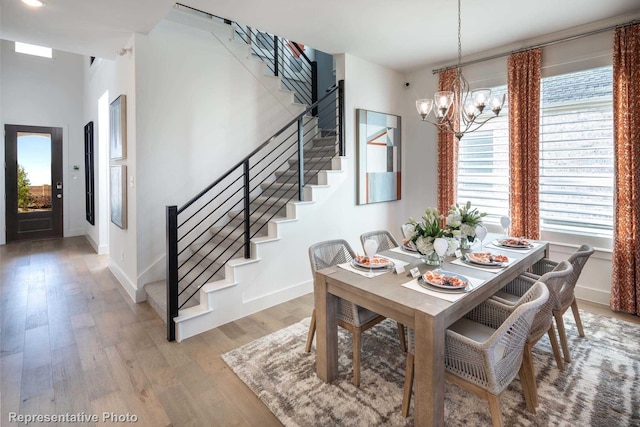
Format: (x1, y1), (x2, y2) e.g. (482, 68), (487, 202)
(221, 311), (640, 426)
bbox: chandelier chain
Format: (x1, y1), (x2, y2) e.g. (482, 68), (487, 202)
(457, 0), (462, 66)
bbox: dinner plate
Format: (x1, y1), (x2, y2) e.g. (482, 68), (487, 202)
(351, 256), (394, 270)
(494, 238), (533, 249)
(420, 270), (470, 291)
(464, 253), (507, 267)
(417, 275), (470, 293)
(402, 242), (418, 252)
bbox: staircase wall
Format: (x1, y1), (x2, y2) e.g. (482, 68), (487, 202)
(175, 53), (412, 340)
(131, 13), (311, 291)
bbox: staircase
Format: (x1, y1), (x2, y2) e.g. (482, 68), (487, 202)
(143, 134), (341, 324)
(140, 6), (345, 342)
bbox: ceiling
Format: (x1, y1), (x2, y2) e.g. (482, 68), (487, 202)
(2, 0), (640, 71)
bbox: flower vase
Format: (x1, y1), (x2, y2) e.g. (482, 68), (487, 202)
(422, 250), (441, 266)
(459, 237), (471, 250)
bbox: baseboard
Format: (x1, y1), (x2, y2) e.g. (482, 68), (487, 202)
(108, 260), (145, 303)
(175, 279), (312, 342)
(575, 284), (610, 306)
(85, 232), (109, 255)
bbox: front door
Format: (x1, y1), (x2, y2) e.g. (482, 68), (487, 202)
(5, 125), (63, 242)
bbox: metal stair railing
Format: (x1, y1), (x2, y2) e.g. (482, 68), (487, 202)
(175, 3), (317, 108)
(166, 81), (344, 340)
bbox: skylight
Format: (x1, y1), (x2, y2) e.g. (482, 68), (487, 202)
(15, 42), (52, 58)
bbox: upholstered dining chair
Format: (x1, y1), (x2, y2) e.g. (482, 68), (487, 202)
(359, 230), (407, 352)
(490, 261), (573, 413)
(522, 244), (594, 364)
(305, 239), (386, 387)
(402, 282), (549, 427)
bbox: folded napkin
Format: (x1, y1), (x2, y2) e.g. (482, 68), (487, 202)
(389, 246), (422, 259)
(450, 255), (515, 274)
(401, 274), (485, 302)
(338, 261), (393, 278)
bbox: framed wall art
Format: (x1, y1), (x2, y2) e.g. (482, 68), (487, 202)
(109, 94), (127, 160)
(356, 109), (402, 205)
(110, 165), (127, 229)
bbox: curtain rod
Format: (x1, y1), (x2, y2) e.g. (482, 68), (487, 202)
(432, 18), (640, 74)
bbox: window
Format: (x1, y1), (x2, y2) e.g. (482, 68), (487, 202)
(539, 66), (613, 237)
(456, 85), (509, 222)
(456, 67), (614, 238)
(15, 41), (52, 58)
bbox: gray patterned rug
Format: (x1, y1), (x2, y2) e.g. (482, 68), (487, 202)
(221, 311), (640, 426)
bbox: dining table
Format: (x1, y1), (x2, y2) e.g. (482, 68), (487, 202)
(313, 234), (549, 426)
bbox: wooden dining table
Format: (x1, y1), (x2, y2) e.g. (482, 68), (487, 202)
(313, 235), (549, 426)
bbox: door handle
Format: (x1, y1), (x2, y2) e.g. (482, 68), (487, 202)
(57, 194), (62, 199)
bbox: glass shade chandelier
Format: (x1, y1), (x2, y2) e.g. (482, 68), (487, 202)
(416, 0), (506, 140)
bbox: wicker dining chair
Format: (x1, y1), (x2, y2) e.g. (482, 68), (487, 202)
(359, 230), (407, 352)
(305, 239), (386, 387)
(522, 244), (594, 363)
(490, 261), (573, 413)
(402, 282), (549, 427)
(359, 229), (400, 252)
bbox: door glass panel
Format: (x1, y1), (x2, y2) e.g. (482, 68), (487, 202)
(17, 132), (52, 212)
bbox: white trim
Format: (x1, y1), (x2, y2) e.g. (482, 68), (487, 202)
(108, 259), (145, 302)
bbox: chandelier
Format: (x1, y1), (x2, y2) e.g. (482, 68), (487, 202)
(416, 0), (506, 140)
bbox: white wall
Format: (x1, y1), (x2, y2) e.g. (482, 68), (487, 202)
(0, 40), (85, 244)
(332, 53), (408, 244)
(132, 18), (315, 286)
(83, 35), (138, 300)
(402, 30), (616, 305)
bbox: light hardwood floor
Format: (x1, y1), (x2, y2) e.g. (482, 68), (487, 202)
(1, 236), (637, 426)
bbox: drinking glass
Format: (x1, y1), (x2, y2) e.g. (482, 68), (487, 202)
(475, 224), (488, 251)
(433, 238), (448, 267)
(500, 216), (511, 238)
(363, 239), (378, 277)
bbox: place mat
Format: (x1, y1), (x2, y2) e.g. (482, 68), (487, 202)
(401, 275), (485, 302)
(450, 256), (515, 274)
(338, 262), (393, 278)
(379, 256), (410, 271)
(389, 246), (422, 259)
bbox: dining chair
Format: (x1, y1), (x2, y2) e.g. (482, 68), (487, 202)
(400, 223), (413, 241)
(522, 244), (594, 363)
(305, 239), (386, 387)
(402, 282), (549, 427)
(359, 230), (407, 351)
(490, 261), (573, 413)
(359, 229), (400, 252)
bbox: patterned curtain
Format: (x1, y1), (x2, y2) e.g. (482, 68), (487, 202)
(437, 68), (460, 216)
(610, 23), (640, 315)
(507, 49), (542, 239)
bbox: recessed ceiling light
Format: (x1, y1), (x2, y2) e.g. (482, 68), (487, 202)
(21, 0), (45, 7)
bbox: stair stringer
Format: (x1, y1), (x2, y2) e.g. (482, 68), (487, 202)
(173, 156), (348, 342)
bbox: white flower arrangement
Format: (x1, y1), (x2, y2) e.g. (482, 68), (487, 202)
(405, 208), (459, 256)
(446, 201), (487, 242)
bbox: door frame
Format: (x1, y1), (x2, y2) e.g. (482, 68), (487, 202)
(4, 124), (64, 242)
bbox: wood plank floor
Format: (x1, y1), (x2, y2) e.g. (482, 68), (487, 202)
(1, 236), (637, 426)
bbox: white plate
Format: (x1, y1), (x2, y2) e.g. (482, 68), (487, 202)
(402, 242), (418, 252)
(494, 239), (533, 249)
(351, 256), (394, 270)
(420, 270), (470, 290)
(465, 253), (506, 267)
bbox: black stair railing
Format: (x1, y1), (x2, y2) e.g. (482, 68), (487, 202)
(175, 3), (317, 108)
(166, 81), (344, 340)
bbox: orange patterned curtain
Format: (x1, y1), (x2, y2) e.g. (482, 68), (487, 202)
(610, 23), (640, 315)
(507, 49), (541, 239)
(437, 68), (460, 215)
